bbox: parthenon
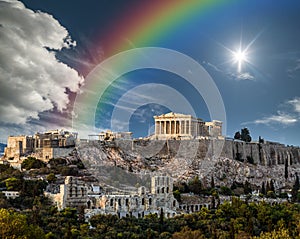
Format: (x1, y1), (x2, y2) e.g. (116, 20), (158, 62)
(153, 112), (222, 139)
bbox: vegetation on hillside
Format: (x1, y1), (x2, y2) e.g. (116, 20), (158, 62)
(0, 155), (299, 238)
(0, 199), (299, 238)
(234, 128), (252, 142)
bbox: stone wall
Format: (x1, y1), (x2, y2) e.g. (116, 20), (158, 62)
(75, 139), (300, 190)
(30, 147), (74, 162)
(223, 140), (300, 166)
(77, 139), (300, 167)
(4, 136), (33, 160)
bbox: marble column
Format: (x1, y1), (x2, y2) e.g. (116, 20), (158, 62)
(182, 120), (185, 134)
(159, 121), (162, 135)
(179, 121), (182, 134)
(156, 121), (159, 135)
(185, 120), (189, 135)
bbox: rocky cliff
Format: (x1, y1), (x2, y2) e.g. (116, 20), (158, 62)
(76, 139), (300, 191)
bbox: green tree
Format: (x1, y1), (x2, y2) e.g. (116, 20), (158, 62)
(173, 189), (181, 202)
(188, 176), (202, 195)
(60, 166), (78, 176)
(172, 226), (205, 239)
(291, 173), (300, 202)
(234, 131), (241, 140)
(266, 181), (270, 192)
(270, 180), (275, 192)
(0, 164), (10, 173)
(21, 157), (46, 170)
(211, 175), (215, 189)
(261, 181), (266, 195)
(220, 186), (233, 196)
(259, 136), (264, 144)
(5, 177), (22, 191)
(20, 179), (47, 198)
(0, 192), (10, 208)
(234, 128), (252, 142)
(0, 208), (45, 238)
(284, 158), (289, 180)
(241, 128), (252, 142)
(253, 227), (292, 239)
(46, 173), (57, 184)
(244, 180), (252, 195)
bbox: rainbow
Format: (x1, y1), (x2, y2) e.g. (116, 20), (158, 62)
(74, 0), (233, 137)
(88, 0), (234, 64)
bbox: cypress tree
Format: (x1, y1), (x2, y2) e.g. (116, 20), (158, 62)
(270, 180), (275, 192)
(292, 173), (300, 202)
(211, 175), (215, 189)
(266, 181), (270, 192)
(261, 181), (266, 195)
(285, 158), (289, 180)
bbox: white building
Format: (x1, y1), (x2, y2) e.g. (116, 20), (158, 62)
(46, 176), (88, 210)
(98, 130), (133, 141)
(2, 191), (20, 199)
(46, 174), (179, 219)
(153, 112), (222, 140)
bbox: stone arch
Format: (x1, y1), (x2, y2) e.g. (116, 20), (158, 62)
(139, 186), (146, 195)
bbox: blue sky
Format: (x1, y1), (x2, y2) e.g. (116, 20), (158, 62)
(0, 0), (300, 146)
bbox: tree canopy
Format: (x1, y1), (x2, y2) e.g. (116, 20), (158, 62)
(234, 128), (252, 142)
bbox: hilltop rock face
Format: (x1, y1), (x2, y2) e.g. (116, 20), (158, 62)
(76, 139), (300, 190)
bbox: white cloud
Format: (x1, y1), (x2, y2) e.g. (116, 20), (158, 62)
(288, 97), (300, 113)
(244, 97), (300, 127)
(250, 111), (297, 126)
(202, 61), (222, 72)
(235, 72), (255, 81)
(0, 0), (84, 125)
(202, 61), (255, 81)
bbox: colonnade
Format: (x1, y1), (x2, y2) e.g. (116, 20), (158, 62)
(155, 120), (190, 135)
(155, 119), (207, 137)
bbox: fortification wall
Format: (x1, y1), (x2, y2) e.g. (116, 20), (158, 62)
(76, 139), (300, 167)
(224, 140), (300, 166)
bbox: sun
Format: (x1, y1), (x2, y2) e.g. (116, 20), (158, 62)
(233, 49), (247, 63)
(216, 32), (261, 73)
(233, 49), (248, 72)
